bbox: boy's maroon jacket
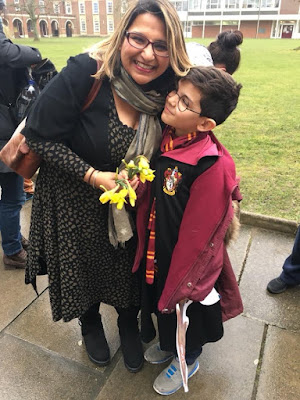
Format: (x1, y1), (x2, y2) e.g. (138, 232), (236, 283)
(133, 130), (243, 322)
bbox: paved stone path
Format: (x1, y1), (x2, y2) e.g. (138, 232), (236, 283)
(0, 201), (299, 400)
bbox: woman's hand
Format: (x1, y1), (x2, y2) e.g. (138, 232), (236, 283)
(84, 168), (115, 190)
(95, 171), (120, 191)
(84, 168), (140, 192)
(119, 169), (140, 191)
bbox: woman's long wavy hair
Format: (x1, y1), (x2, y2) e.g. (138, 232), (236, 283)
(89, 0), (191, 81)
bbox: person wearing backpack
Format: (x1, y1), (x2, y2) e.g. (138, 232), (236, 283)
(17, 58), (58, 201)
(0, 17), (42, 268)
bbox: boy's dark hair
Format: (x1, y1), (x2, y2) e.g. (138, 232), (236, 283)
(207, 30), (243, 75)
(182, 66), (242, 126)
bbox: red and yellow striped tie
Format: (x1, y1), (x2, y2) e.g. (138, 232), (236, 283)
(145, 198), (156, 284)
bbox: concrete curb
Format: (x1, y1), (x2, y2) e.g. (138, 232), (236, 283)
(241, 211), (299, 235)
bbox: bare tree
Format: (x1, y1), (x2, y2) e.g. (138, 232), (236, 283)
(113, 0), (131, 28)
(10, 0), (56, 41)
(20, 0), (41, 40)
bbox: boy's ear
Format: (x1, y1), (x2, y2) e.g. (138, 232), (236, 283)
(197, 117), (216, 132)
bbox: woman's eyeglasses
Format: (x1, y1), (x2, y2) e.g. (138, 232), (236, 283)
(125, 31), (169, 58)
(167, 90), (201, 115)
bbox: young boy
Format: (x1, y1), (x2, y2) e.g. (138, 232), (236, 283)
(133, 66), (243, 395)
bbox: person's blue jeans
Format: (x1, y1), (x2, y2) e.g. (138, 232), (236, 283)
(0, 172), (25, 256)
(280, 226), (300, 286)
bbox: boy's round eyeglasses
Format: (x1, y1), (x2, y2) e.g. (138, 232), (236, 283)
(167, 90), (202, 115)
(125, 31), (169, 58)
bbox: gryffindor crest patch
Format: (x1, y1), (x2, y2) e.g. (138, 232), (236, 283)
(163, 166), (182, 196)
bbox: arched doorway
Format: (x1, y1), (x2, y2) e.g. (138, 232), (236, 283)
(27, 19), (34, 38)
(51, 20), (59, 37)
(39, 20), (48, 37)
(13, 19), (23, 37)
(66, 21), (73, 37)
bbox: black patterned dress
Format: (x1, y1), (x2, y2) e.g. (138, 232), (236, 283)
(23, 54), (140, 322)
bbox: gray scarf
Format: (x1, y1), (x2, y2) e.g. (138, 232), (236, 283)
(108, 67), (165, 247)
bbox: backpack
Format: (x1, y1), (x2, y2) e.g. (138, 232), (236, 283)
(15, 58), (57, 123)
(32, 58), (58, 91)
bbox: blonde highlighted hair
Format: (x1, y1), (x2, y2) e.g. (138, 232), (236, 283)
(3, 24), (12, 39)
(89, 0), (191, 80)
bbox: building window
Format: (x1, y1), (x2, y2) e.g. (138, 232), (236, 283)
(206, 0), (221, 9)
(39, 0), (45, 13)
(203, 20), (221, 25)
(94, 19), (100, 32)
(182, 21), (191, 32)
(261, 0), (277, 7)
(53, 2), (60, 14)
(222, 20), (239, 25)
(65, 2), (72, 14)
(79, 2), (85, 14)
(173, 1), (188, 11)
(225, 0), (239, 8)
(80, 17), (86, 32)
(188, 0), (200, 10)
(107, 1), (113, 14)
(14, 0), (19, 4)
(93, 16), (100, 32)
(108, 19), (114, 32)
(242, 0), (258, 8)
(93, 1), (99, 14)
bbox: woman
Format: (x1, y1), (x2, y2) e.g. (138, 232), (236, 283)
(22, 0), (190, 373)
(207, 30), (243, 75)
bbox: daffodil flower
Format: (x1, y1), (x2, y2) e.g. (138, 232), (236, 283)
(137, 156), (150, 170)
(98, 155), (155, 210)
(99, 190), (112, 204)
(127, 160), (136, 169)
(126, 180), (137, 207)
(116, 197), (127, 210)
(99, 184), (120, 205)
(122, 159), (140, 179)
(139, 167), (155, 183)
(110, 187), (128, 210)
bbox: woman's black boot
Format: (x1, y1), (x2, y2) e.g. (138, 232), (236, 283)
(79, 302), (110, 366)
(116, 306), (144, 373)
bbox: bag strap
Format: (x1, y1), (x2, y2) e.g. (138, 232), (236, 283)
(81, 59), (103, 113)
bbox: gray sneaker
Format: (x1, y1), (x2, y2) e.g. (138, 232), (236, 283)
(153, 357), (199, 395)
(3, 248), (27, 269)
(144, 342), (174, 364)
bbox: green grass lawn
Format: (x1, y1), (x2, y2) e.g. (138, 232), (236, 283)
(15, 37), (300, 221)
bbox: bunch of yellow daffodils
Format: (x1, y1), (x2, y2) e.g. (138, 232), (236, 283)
(99, 156), (155, 210)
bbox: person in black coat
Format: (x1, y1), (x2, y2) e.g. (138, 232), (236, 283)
(0, 16), (41, 269)
(267, 226), (300, 293)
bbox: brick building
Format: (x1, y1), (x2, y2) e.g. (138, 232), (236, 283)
(0, 0), (299, 38)
(172, 0), (300, 38)
(0, 0), (124, 38)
